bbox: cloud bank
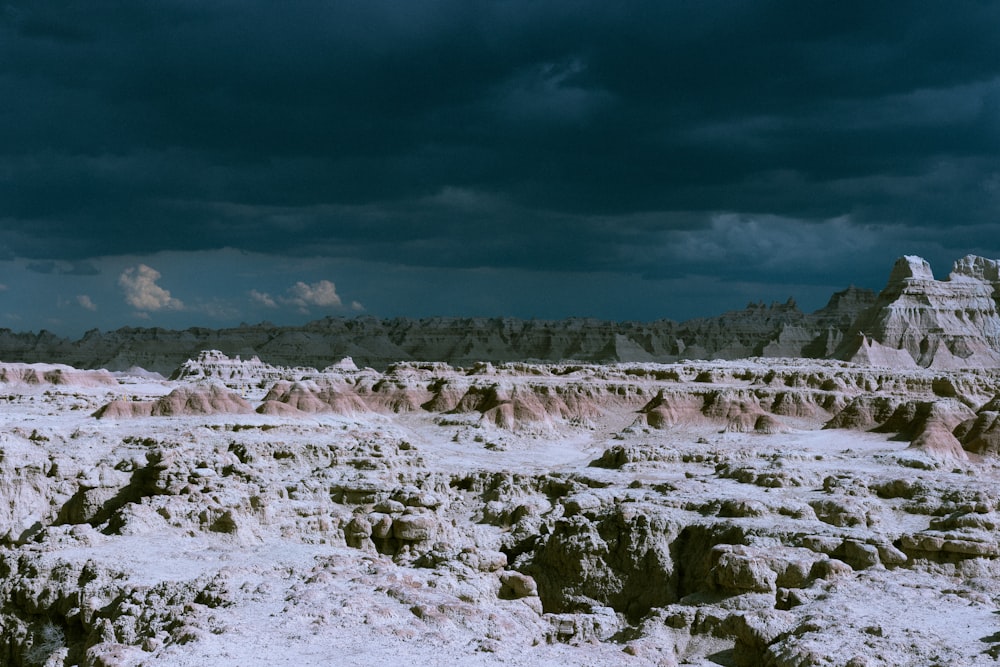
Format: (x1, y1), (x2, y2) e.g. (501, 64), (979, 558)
(251, 280), (356, 314)
(0, 2), (998, 333)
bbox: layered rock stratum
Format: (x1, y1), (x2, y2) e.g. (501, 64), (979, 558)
(838, 255), (1000, 369)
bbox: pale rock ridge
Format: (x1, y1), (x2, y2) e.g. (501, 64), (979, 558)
(91, 354), (1000, 461)
(636, 388), (789, 434)
(93, 383), (254, 418)
(887, 254), (934, 282)
(951, 254), (1000, 283)
(0, 362), (117, 387)
(323, 356), (359, 372)
(257, 379), (370, 416)
(170, 349), (317, 387)
(840, 254), (1000, 368)
(844, 337), (920, 368)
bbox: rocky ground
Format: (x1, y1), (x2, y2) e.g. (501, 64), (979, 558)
(3, 356), (1000, 666)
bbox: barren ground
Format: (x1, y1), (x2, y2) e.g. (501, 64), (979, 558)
(2, 358), (1000, 666)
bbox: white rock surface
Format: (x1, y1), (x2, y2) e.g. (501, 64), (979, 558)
(1, 357), (1000, 665)
(841, 255), (1000, 368)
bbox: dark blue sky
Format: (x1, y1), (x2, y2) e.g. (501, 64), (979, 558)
(2, 1), (999, 335)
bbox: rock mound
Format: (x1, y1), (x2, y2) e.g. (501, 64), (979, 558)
(0, 362), (117, 387)
(94, 383), (254, 418)
(257, 379), (370, 416)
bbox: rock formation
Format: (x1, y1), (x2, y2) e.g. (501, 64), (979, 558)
(0, 362), (117, 387)
(839, 255), (1000, 368)
(169, 349), (295, 386)
(93, 382), (255, 418)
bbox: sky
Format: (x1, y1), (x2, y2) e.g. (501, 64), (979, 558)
(2, 1), (1000, 336)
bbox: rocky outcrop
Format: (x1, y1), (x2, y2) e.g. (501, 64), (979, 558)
(839, 255), (1000, 369)
(93, 383), (254, 418)
(256, 379), (371, 416)
(0, 362), (117, 387)
(169, 349), (297, 386)
(85, 355), (1000, 467)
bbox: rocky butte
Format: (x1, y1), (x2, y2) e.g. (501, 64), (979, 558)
(838, 254), (1000, 369)
(2, 255), (1000, 666)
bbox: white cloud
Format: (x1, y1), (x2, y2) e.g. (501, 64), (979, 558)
(251, 279), (362, 314)
(118, 264), (183, 312)
(76, 294), (97, 311)
(287, 280), (343, 309)
(0, 284), (7, 292)
(279, 280), (343, 314)
(249, 289), (277, 308)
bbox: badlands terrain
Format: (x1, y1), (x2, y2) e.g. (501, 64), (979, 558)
(3, 255), (1000, 666)
(0, 290), (872, 375)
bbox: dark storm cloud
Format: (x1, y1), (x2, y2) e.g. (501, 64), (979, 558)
(25, 259), (100, 275)
(2, 0), (1000, 281)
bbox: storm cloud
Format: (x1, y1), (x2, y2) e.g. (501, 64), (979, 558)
(1, 1), (999, 332)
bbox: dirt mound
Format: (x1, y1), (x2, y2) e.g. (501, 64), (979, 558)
(94, 383), (253, 418)
(257, 379), (370, 415)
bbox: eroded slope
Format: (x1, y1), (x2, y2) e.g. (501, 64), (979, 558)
(2, 359), (1000, 665)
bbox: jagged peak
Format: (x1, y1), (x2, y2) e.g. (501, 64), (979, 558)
(950, 254), (1000, 283)
(887, 255), (934, 283)
(837, 253), (1000, 369)
(742, 298), (799, 312)
(883, 254), (1000, 286)
(815, 285), (876, 314)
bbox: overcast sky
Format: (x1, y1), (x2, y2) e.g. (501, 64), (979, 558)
(2, 1), (999, 335)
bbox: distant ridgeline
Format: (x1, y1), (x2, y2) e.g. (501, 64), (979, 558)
(1, 255), (999, 374)
(0, 292), (873, 375)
